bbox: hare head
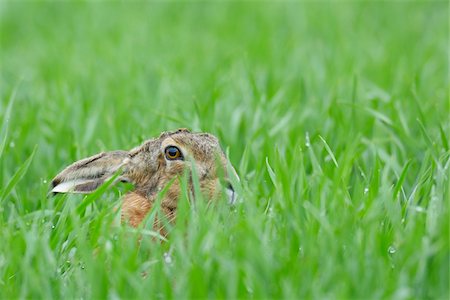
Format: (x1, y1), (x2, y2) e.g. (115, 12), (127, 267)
(51, 128), (238, 228)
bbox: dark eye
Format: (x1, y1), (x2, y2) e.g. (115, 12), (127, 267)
(165, 146), (183, 160)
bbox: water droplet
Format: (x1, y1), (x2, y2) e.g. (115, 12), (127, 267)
(9, 141), (15, 148)
(305, 132), (311, 148)
(105, 240), (112, 252)
(246, 286), (254, 294)
(163, 252), (172, 264)
(388, 245), (396, 254)
(52, 225), (55, 229)
(61, 240), (69, 251)
(43, 180), (48, 184)
(413, 206), (426, 213)
(364, 187), (369, 195)
(68, 247), (77, 258)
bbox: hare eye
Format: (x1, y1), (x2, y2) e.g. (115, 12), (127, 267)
(165, 146), (183, 160)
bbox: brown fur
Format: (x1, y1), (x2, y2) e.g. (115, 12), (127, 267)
(51, 128), (236, 235)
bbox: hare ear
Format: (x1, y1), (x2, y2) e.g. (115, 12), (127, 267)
(51, 151), (131, 194)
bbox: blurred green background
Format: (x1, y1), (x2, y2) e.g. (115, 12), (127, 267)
(0, 1), (448, 299)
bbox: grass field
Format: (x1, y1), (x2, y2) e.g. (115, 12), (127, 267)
(0, 1), (449, 299)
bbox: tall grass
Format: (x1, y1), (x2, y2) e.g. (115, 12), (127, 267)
(0, 1), (448, 299)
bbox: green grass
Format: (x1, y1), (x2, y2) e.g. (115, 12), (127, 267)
(1, 1), (449, 299)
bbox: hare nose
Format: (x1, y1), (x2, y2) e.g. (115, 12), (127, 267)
(225, 181), (236, 205)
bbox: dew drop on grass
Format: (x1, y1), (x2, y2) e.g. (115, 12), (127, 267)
(163, 252), (172, 264)
(364, 187), (369, 195)
(68, 247), (77, 259)
(305, 132), (311, 148)
(105, 240), (113, 253)
(412, 206), (426, 213)
(61, 240), (68, 251)
(268, 206), (273, 217)
(9, 141), (15, 148)
(388, 245), (397, 254)
(246, 286), (254, 295)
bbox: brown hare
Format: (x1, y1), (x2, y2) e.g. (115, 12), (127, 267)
(51, 128), (237, 230)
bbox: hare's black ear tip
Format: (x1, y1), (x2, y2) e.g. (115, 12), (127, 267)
(50, 177), (59, 188)
(48, 178), (61, 196)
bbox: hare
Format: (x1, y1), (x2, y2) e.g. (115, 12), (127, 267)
(51, 128), (237, 230)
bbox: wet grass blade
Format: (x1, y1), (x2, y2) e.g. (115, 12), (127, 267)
(0, 84), (19, 159)
(1, 146), (37, 201)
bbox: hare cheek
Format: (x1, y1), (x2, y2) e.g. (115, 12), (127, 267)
(166, 161), (187, 176)
(199, 180), (218, 200)
(163, 182), (182, 210)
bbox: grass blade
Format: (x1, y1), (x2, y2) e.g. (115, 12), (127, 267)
(265, 157), (278, 190)
(318, 135), (339, 168)
(438, 123), (449, 152)
(1, 146), (37, 201)
(0, 84), (20, 159)
(75, 170), (122, 215)
(393, 159), (412, 201)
